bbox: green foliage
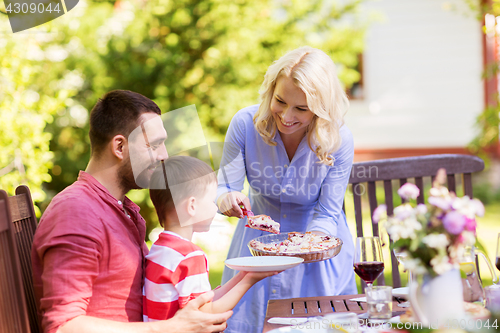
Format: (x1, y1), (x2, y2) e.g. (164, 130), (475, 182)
(472, 182), (500, 205)
(0, 24), (81, 211)
(466, 0), (500, 159)
(1, 0), (365, 231)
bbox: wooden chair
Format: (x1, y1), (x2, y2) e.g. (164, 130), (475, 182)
(0, 194), (30, 332)
(346, 154), (485, 289)
(0, 186), (42, 333)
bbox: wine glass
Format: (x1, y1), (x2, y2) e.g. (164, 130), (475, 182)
(354, 236), (384, 288)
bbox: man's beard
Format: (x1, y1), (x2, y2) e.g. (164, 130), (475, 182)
(118, 157), (159, 192)
(118, 157), (139, 193)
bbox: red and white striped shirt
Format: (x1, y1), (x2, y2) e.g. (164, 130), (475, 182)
(143, 231), (211, 321)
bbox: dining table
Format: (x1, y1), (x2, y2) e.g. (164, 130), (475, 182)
(263, 293), (408, 332)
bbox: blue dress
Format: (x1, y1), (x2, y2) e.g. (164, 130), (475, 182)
(216, 105), (357, 333)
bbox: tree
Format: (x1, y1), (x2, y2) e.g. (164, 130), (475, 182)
(0, 21), (82, 212)
(1, 0), (365, 229)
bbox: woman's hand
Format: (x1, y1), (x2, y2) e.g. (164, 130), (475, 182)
(217, 192), (251, 218)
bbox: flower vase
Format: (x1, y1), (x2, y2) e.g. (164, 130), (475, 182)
(409, 268), (465, 327)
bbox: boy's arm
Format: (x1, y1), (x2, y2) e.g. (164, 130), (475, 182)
(200, 271), (278, 314)
(212, 271), (246, 300)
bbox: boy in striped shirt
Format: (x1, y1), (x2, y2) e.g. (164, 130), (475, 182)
(144, 156), (278, 321)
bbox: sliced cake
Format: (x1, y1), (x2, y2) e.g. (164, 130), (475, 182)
(246, 215), (280, 234)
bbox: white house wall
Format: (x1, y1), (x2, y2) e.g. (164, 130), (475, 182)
(345, 0), (483, 149)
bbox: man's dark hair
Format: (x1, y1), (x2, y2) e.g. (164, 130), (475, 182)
(89, 90), (161, 156)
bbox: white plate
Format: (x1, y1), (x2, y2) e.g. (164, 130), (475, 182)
(392, 287), (409, 299)
(225, 256), (304, 272)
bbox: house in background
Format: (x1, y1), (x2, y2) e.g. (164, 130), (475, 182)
(345, 0), (493, 162)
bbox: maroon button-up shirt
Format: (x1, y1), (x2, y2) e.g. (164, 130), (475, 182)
(32, 171), (149, 333)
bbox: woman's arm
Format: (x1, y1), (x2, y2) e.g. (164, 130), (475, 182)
(306, 127), (354, 235)
(216, 111), (250, 215)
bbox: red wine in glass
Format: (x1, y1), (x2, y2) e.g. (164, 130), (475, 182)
(496, 257), (500, 271)
(353, 236), (384, 287)
(354, 261), (384, 284)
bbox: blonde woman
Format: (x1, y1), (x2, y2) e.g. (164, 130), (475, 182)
(217, 46), (357, 333)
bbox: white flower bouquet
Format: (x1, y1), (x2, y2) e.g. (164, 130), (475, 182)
(373, 168), (485, 277)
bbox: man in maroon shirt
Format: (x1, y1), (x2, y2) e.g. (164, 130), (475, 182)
(32, 90), (231, 333)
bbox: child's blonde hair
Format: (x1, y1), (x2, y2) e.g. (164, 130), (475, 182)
(254, 46), (349, 165)
(149, 156), (216, 227)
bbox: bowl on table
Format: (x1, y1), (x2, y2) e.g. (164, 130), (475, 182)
(248, 232), (343, 264)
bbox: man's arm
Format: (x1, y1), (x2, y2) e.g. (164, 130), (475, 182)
(58, 291), (231, 333)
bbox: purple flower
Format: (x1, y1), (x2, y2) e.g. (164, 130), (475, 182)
(442, 211), (466, 235)
(372, 204), (387, 224)
(398, 183), (420, 200)
(428, 196), (451, 211)
(416, 204), (427, 215)
(464, 217), (477, 232)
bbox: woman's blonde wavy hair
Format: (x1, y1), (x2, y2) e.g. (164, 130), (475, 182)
(253, 46), (349, 166)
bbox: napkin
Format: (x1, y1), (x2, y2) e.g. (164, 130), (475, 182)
(267, 317), (307, 325)
(267, 317), (320, 325)
(349, 296), (367, 302)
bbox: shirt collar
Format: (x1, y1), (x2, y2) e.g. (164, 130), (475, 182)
(77, 171), (140, 213)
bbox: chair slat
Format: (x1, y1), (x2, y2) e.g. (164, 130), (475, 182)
(15, 218), (39, 330)
(415, 177), (425, 205)
(367, 182), (379, 237)
(353, 184), (363, 237)
(9, 194), (31, 223)
(447, 174), (456, 193)
(399, 178), (408, 204)
(383, 180), (394, 215)
(463, 173), (473, 197)
(16, 185), (38, 232)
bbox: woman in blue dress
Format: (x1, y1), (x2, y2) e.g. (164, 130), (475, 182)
(216, 46), (357, 333)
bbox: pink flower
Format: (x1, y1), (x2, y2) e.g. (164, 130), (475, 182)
(372, 204), (387, 224)
(398, 183), (420, 200)
(464, 217), (477, 232)
(442, 211), (466, 235)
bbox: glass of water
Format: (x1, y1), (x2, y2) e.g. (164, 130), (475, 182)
(365, 285), (393, 320)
